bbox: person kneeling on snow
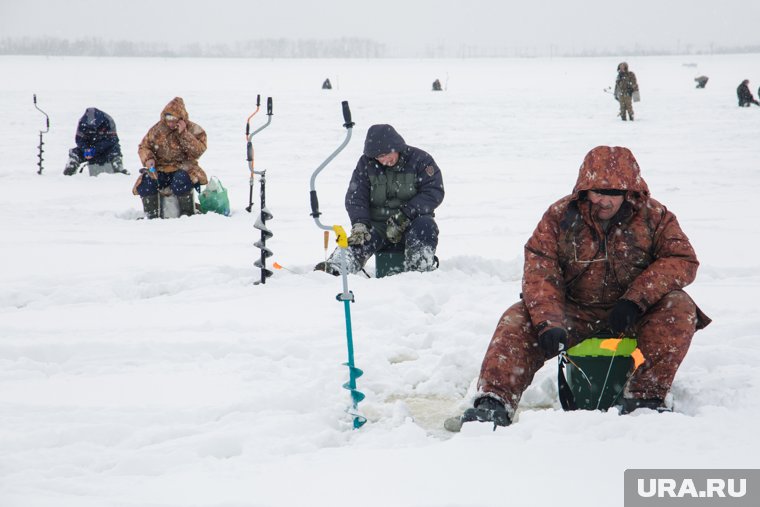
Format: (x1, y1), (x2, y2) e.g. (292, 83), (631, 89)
(737, 79), (760, 107)
(315, 124), (445, 275)
(132, 97), (208, 219)
(459, 146), (711, 429)
(63, 108), (128, 176)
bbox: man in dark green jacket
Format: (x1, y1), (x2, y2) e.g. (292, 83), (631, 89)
(316, 124), (445, 275)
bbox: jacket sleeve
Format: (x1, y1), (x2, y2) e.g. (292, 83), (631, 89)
(400, 153), (445, 220)
(137, 128), (156, 166)
(344, 158), (372, 226)
(622, 208), (698, 311)
(179, 122), (207, 160)
(75, 128), (89, 153)
(522, 206), (567, 331)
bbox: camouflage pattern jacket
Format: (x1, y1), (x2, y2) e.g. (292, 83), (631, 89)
(522, 146), (709, 332)
(615, 70), (638, 99)
(138, 97), (208, 185)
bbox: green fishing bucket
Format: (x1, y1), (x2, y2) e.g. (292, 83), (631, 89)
(560, 337), (641, 411)
(375, 249), (405, 278)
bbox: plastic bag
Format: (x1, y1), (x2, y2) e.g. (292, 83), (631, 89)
(199, 176), (231, 216)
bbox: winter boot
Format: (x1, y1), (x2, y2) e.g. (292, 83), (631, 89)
(177, 191), (195, 217)
(405, 245), (439, 273)
(63, 155), (81, 176)
(110, 156), (129, 175)
(314, 261), (341, 276)
(459, 396), (511, 430)
(619, 397), (671, 415)
(141, 194), (160, 219)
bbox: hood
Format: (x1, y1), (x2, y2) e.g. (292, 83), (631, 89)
(571, 146), (649, 203)
(161, 97), (189, 123)
(363, 124), (407, 158)
(79, 107), (109, 131)
(617, 62), (629, 72)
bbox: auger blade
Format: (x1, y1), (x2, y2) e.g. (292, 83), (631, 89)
(253, 243), (274, 257)
(342, 363), (364, 379)
(342, 383), (366, 404)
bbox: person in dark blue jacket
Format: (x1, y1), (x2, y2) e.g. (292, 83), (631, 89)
(63, 108), (128, 176)
(316, 124), (445, 275)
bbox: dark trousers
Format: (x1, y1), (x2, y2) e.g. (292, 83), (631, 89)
(135, 170), (194, 198)
(331, 215), (439, 273)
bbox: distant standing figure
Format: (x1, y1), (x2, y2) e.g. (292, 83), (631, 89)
(614, 62), (639, 121)
(63, 108), (127, 176)
(694, 76), (709, 89)
(736, 80), (759, 107)
(432, 79), (442, 91)
(322, 78), (332, 90)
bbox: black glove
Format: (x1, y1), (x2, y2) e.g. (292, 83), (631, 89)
(385, 211), (410, 243)
(608, 299), (641, 334)
(538, 327), (568, 358)
(347, 223), (372, 246)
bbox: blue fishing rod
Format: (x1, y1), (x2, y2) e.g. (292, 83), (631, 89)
(309, 101), (366, 429)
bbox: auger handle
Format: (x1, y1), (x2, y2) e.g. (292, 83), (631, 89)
(33, 94), (50, 133)
(309, 101), (354, 230)
(310, 190), (320, 218)
(245, 94), (262, 138)
(250, 97), (273, 138)
(342, 101), (354, 128)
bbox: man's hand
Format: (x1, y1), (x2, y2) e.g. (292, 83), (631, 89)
(177, 119), (187, 133)
(538, 327), (568, 358)
(608, 299), (641, 334)
(143, 159), (157, 179)
(385, 211), (410, 243)
(347, 223), (372, 246)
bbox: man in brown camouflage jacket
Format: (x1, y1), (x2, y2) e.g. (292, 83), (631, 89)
(460, 146), (710, 428)
(133, 97), (208, 218)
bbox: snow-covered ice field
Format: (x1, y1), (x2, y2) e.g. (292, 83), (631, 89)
(2, 54), (759, 506)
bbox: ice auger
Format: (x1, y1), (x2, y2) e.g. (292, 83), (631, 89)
(33, 94), (50, 175)
(309, 101), (366, 429)
(245, 95), (274, 285)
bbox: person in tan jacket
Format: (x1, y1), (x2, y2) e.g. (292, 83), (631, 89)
(457, 146), (710, 429)
(133, 97), (208, 218)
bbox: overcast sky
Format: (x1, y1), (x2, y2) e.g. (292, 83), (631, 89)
(1, 0), (758, 54)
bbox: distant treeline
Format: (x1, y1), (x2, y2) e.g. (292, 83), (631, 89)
(1, 37), (759, 59)
(0, 37), (386, 58)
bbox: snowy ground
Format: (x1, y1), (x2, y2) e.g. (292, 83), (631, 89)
(2, 54), (760, 506)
